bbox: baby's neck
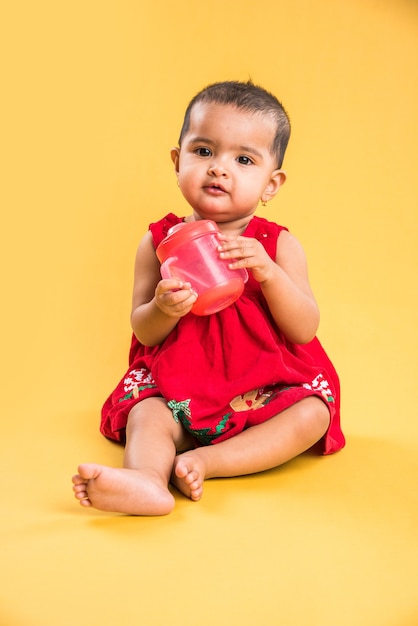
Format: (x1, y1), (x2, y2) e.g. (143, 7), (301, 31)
(186, 213), (253, 237)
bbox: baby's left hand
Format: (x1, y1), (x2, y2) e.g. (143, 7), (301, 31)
(217, 234), (275, 284)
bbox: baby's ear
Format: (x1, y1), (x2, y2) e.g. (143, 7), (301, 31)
(262, 169), (286, 203)
(170, 147), (180, 173)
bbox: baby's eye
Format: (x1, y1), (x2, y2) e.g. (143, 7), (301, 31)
(237, 155), (253, 165)
(195, 147), (212, 157)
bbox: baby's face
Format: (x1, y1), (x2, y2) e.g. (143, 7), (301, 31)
(172, 102), (283, 225)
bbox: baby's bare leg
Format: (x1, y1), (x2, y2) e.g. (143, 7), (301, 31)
(72, 397), (190, 515)
(173, 397), (330, 497)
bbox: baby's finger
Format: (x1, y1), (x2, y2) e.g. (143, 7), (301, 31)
(157, 278), (187, 293)
(157, 285), (197, 315)
(168, 287), (197, 305)
(219, 242), (253, 260)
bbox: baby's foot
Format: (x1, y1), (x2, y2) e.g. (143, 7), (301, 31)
(72, 463), (174, 516)
(171, 451), (207, 501)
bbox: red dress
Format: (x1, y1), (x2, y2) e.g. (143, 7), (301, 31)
(101, 213), (345, 455)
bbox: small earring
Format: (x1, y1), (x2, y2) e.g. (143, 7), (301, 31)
(261, 199), (267, 207)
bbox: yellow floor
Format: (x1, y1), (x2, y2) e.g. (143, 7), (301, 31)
(2, 415), (417, 625)
(1, 0), (417, 624)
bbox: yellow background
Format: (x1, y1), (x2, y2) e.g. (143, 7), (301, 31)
(1, 1), (417, 624)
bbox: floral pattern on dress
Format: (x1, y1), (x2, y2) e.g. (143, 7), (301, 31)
(167, 399), (231, 445)
(118, 368), (157, 402)
(230, 388), (274, 412)
(303, 373), (334, 403)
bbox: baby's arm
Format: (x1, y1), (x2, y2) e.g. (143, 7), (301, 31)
(218, 231), (319, 344)
(130, 232), (197, 347)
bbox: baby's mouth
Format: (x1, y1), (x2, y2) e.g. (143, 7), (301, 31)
(205, 183), (227, 193)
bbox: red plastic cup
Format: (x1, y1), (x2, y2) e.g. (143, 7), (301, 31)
(156, 220), (248, 315)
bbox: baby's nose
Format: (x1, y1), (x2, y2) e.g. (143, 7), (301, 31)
(208, 162), (228, 176)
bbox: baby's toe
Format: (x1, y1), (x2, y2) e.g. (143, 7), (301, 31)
(190, 485), (203, 501)
(183, 470), (199, 485)
(72, 474), (90, 488)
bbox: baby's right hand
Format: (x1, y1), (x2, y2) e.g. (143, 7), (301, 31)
(155, 278), (197, 318)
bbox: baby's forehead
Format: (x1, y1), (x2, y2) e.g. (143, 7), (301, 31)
(189, 101), (276, 134)
(191, 100), (268, 119)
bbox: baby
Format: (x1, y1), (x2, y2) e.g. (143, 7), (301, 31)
(72, 80), (344, 515)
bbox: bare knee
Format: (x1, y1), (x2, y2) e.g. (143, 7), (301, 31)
(299, 396), (331, 440)
(126, 397), (172, 432)
(125, 397), (192, 450)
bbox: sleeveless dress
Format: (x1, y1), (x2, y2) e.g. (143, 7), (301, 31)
(101, 213), (345, 455)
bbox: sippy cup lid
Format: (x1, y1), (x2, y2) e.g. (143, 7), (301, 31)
(156, 220), (220, 262)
